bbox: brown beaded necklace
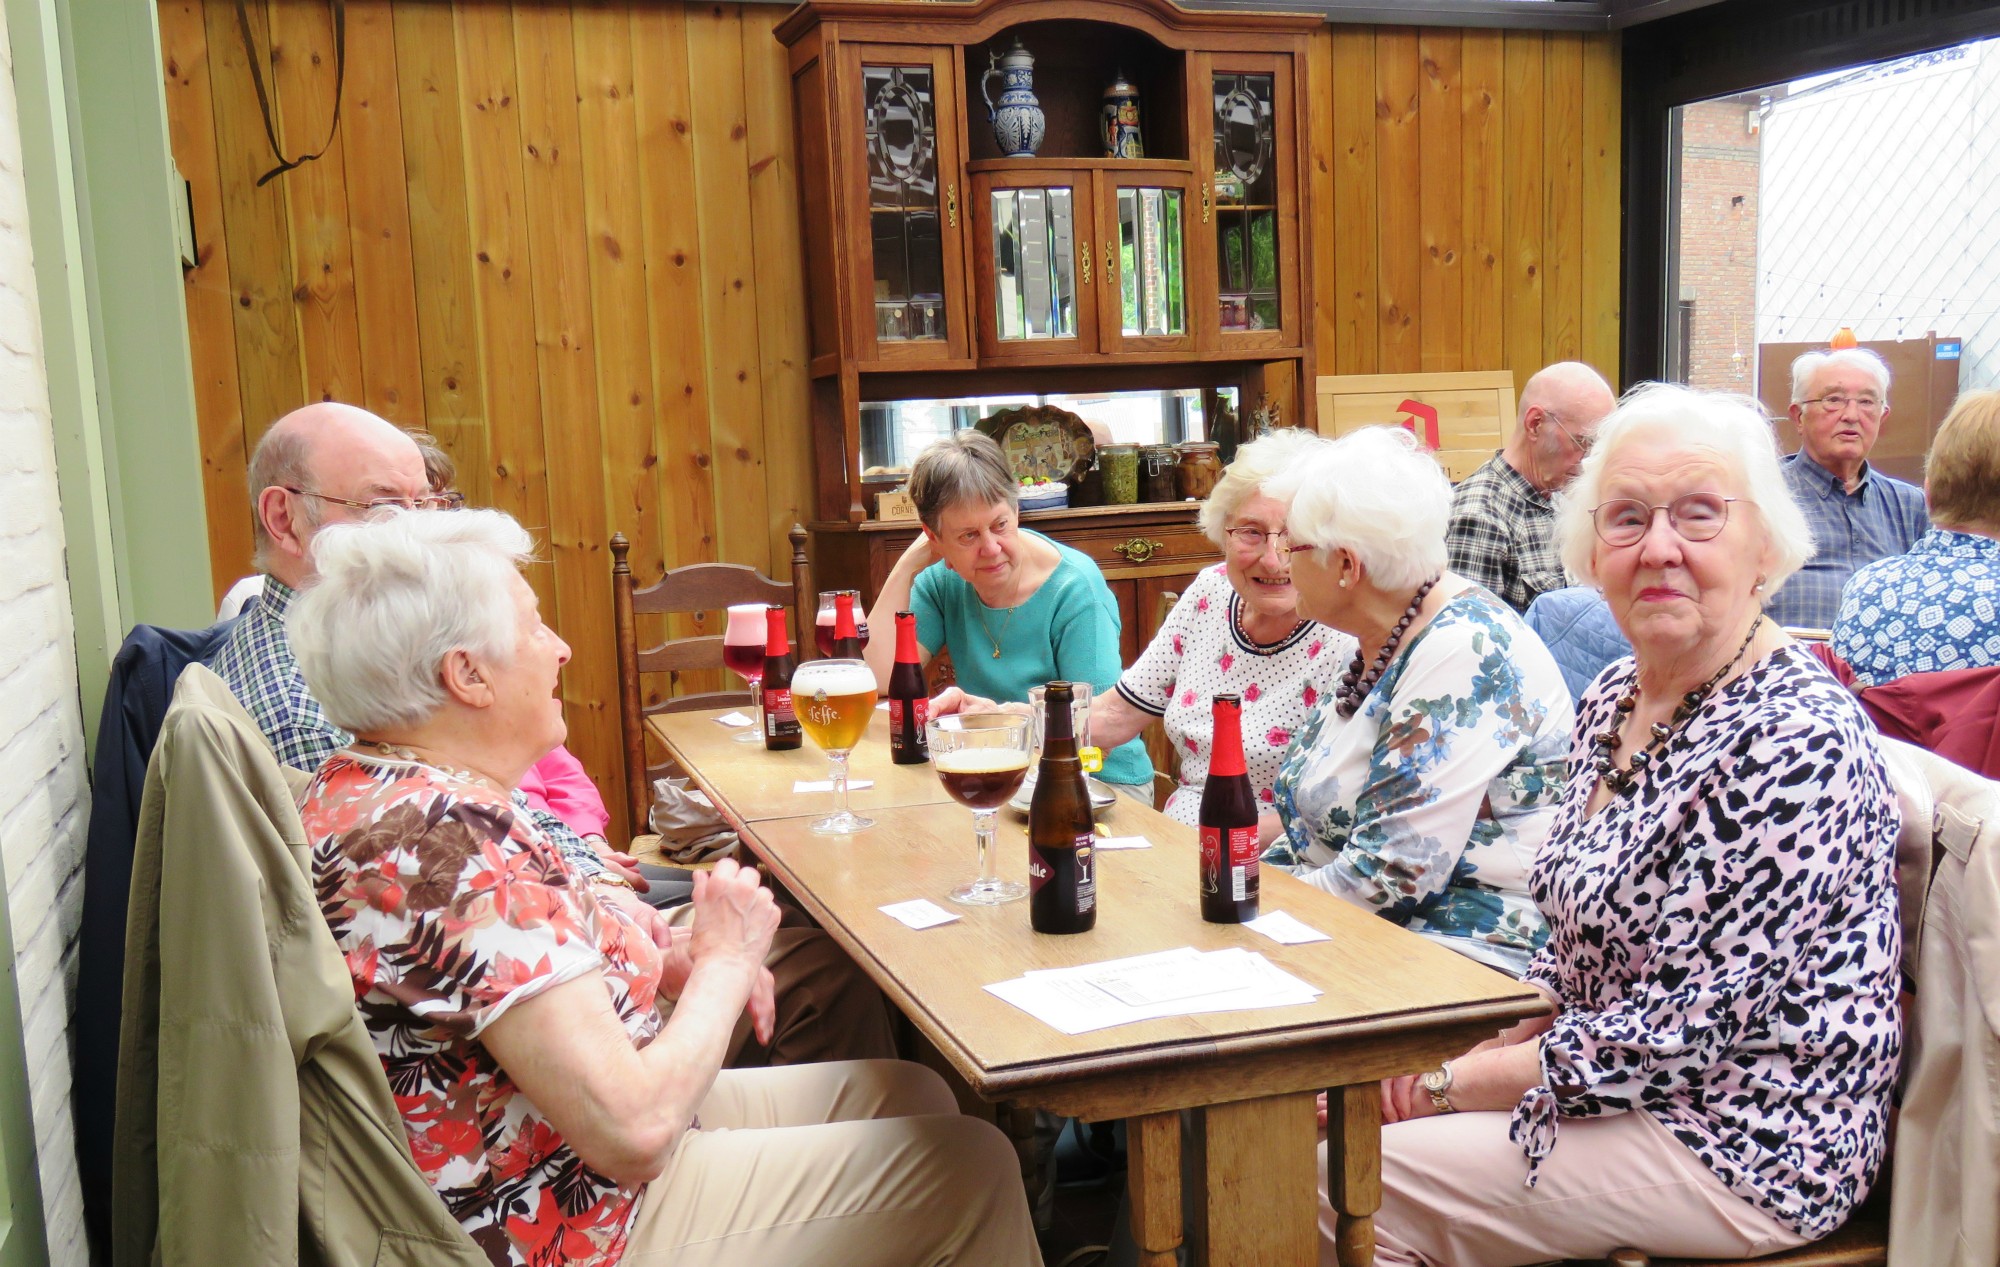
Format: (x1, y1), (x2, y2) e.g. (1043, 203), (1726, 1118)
(1334, 575), (1439, 718)
(1590, 617), (1764, 795)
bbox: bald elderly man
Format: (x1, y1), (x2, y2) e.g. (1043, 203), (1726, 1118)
(1446, 362), (1618, 612)
(210, 403), (894, 1067)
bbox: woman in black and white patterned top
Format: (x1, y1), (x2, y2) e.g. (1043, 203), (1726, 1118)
(1336, 385), (1903, 1266)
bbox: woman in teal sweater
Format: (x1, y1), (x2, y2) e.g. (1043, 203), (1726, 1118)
(862, 430), (1153, 793)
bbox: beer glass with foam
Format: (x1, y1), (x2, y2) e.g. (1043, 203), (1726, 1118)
(790, 657), (879, 834)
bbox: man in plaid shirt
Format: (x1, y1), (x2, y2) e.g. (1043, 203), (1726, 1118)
(1446, 362), (1617, 612)
(1767, 347), (1928, 631)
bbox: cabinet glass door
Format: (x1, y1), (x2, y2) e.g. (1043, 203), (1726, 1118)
(1201, 56), (1299, 351)
(973, 170), (1096, 360)
(850, 48), (969, 363)
(1099, 169), (1194, 354)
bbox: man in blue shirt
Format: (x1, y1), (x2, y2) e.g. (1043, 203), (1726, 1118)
(1768, 348), (1929, 630)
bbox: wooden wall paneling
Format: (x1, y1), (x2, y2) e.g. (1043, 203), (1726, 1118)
(513, 2), (621, 813)
(161, 0), (252, 603)
(1327, 27), (1377, 376)
(1541, 31), (1584, 363)
(392, 0), (490, 508)
(1459, 31), (1504, 374)
(686, 4), (773, 574)
(338, 0), (424, 425)
(1306, 31), (1337, 376)
(455, 2), (554, 610)
(1580, 33), (1621, 379)
(741, 10), (814, 573)
(1373, 30), (1420, 374)
(267, 0), (365, 404)
(632, 3), (725, 696)
(1417, 31), (1461, 373)
(202, 0), (305, 453)
(1500, 31), (1545, 386)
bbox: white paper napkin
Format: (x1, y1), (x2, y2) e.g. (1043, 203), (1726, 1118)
(714, 711), (754, 728)
(793, 779), (876, 793)
(1095, 835), (1153, 850)
(879, 898), (959, 930)
(1243, 911), (1332, 945)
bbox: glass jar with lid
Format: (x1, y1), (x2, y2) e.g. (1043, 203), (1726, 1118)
(1139, 445), (1178, 503)
(1174, 441), (1223, 501)
(1099, 444), (1140, 505)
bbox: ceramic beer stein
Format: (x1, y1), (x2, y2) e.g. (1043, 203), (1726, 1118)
(1101, 69), (1144, 159)
(981, 37), (1046, 158)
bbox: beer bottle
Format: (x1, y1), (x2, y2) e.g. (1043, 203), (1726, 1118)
(887, 611), (929, 765)
(761, 604), (801, 750)
(1199, 694), (1259, 923)
(831, 591), (863, 660)
(1029, 681), (1096, 934)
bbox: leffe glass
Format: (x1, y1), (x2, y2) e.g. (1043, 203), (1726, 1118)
(815, 589), (871, 658)
(791, 658), (879, 835)
(722, 604), (770, 744)
(927, 713), (1032, 905)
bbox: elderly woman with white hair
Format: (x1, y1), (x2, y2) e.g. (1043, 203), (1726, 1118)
(289, 509), (1040, 1267)
(941, 429), (1355, 822)
(1345, 385), (1902, 1267)
(1258, 426), (1571, 977)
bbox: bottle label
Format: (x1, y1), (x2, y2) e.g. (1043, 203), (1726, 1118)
(889, 696), (928, 737)
(1075, 832), (1095, 913)
(1200, 824), (1259, 899)
(764, 687), (797, 736)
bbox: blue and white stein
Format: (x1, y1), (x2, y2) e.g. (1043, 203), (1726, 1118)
(981, 37), (1045, 158)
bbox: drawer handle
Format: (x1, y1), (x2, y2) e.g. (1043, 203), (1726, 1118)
(1113, 537), (1166, 564)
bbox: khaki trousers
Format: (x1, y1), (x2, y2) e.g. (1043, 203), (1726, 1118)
(1319, 1107), (1807, 1266)
(624, 1060), (1043, 1266)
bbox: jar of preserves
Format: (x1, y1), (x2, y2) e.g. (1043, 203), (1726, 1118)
(1099, 443), (1140, 505)
(1139, 444), (1178, 503)
(1174, 441), (1223, 501)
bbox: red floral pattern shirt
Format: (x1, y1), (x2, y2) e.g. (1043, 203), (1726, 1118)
(301, 752), (664, 1267)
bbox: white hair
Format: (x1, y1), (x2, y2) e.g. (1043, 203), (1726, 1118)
(1789, 347), (1890, 404)
(1555, 383), (1814, 593)
(1264, 426), (1449, 591)
(289, 508), (538, 734)
(1197, 428), (1332, 548)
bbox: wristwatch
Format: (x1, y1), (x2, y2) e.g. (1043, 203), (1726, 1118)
(1419, 1063), (1458, 1114)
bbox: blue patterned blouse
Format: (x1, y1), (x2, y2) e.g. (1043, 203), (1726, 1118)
(1262, 585), (1572, 976)
(1833, 528), (2000, 686)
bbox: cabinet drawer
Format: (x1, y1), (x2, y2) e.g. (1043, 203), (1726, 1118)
(1062, 523), (1220, 574)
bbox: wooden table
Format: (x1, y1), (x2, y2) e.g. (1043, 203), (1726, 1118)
(651, 709), (1548, 1265)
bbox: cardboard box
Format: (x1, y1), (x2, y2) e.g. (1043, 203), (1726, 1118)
(1314, 371), (1518, 482)
(875, 488), (918, 521)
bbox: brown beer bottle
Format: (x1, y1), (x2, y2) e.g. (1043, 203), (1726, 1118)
(831, 591), (863, 660)
(1029, 681), (1097, 934)
(1199, 693), (1259, 923)
(887, 611), (929, 765)
(761, 605), (801, 750)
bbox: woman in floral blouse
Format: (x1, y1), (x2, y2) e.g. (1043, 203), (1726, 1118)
(1259, 426), (1572, 977)
(290, 509), (1039, 1267)
(1343, 386), (1903, 1266)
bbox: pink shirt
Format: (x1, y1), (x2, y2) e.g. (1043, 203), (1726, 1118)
(518, 745), (611, 840)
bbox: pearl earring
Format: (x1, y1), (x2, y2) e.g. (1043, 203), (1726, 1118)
(1338, 577), (1349, 588)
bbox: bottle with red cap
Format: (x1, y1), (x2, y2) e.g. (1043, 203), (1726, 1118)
(760, 605), (801, 750)
(887, 611), (929, 764)
(830, 591), (863, 660)
(1199, 693), (1259, 923)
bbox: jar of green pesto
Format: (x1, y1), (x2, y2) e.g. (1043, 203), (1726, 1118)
(1099, 443), (1140, 505)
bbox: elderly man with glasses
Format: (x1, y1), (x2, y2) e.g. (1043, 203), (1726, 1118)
(1445, 361), (1618, 613)
(1768, 347), (1930, 630)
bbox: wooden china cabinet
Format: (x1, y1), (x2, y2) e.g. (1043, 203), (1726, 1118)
(777, 0), (1318, 736)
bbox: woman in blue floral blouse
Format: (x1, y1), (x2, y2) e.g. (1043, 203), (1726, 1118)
(1260, 426), (1572, 977)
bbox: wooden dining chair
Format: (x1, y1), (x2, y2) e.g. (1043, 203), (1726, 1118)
(611, 526), (814, 839)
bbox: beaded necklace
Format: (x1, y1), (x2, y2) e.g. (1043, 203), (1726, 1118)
(1334, 575), (1439, 718)
(1590, 617), (1763, 795)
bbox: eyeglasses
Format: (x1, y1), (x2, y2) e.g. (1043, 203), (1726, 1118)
(1802, 393), (1884, 415)
(1547, 413), (1595, 455)
(283, 486), (465, 513)
(1590, 493), (1738, 547)
(1224, 525), (1288, 551)
(1284, 541), (1322, 556)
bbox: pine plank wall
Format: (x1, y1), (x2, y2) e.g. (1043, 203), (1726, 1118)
(161, 0), (1621, 837)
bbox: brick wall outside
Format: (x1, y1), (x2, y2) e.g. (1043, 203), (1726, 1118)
(1678, 97), (1761, 393)
(0, 1), (91, 1262)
